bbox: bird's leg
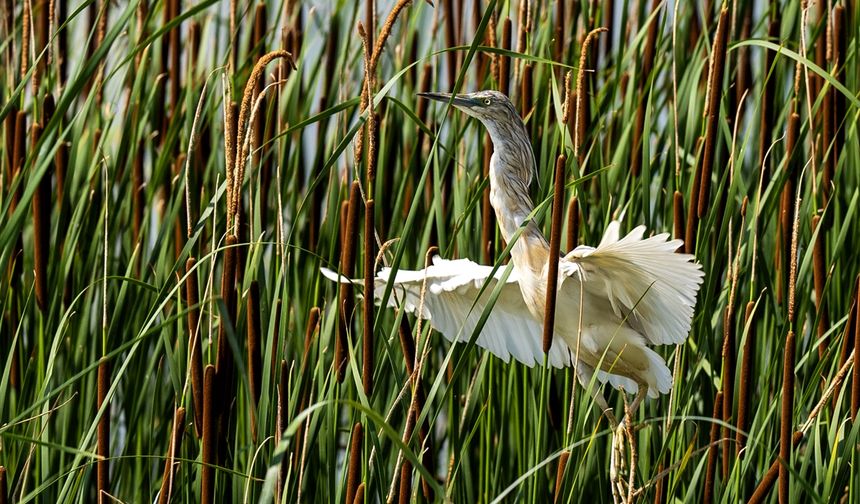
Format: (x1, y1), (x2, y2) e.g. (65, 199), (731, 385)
(618, 384), (648, 503)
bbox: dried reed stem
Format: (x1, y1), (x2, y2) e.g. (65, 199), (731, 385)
(779, 330), (796, 504)
(553, 450), (570, 503)
(566, 197), (579, 251)
(158, 407), (186, 504)
(697, 7), (729, 218)
(97, 358), (110, 504)
(363, 199), (376, 396)
(201, 365), (216, 504)
(703, 391), (722, 504)
(186, 258), (203, 439)
(346, 422), (364, 504)
(736, 300), (755, 455)
(748, 432), (803, 504)
(543, 155), (566, 354)
(337, 181), (362, 382)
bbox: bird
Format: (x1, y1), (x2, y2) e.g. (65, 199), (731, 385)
(323, 90), (703, 428)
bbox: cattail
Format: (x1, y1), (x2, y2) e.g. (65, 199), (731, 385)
(346, 422), (363, 504)
(520, 63), (533, 117)
(566, 197), (579, 251)
(363, 200), (375, 395)
(353, 482), (365, 504)
(186, 258), (203, 438)
(778, 112), (800, 306)
(721, 306), (735, 478)
(553, 0), (565, 65)
(630, 0), (661, 177)
(779, 330), (796, 504)
(294, 308), (320, 471)
(31, 122), (50, 312)
(852, 275), (860, 421)
(399, 316), (417, 375)
(0, 465), (6, 504)
(832, 6), (846, 163)
(574, 28), (607, 162)
(158, 407), (186, 504)
(499, 18), (512, 94)
(811, 215), (828, 359)
(399, 458), (412, 504)
(697, 7), (729, 218)
(168, 0), (181, 121)
(758, 19), (779, 187)
(673, 191), (684, 252)
(337, 181), (361, 382)
(217, 235), (238, 377)
(736, 300), (756, 455)
(553, 450), (570, 503)
(247, 281), (263, 410)
(443, 0), (458, 88)
(703, 391), (722, 504)
(748, 432), (803, 504)
(543, 155), (566, 354)
(202, 365), (216, 504)
(97, 358), (110, 504)
(3, 106), (16, 188)
(685, 136), (705, 254)
(481, 134), (494, 263)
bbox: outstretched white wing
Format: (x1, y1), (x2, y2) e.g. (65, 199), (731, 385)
(560, 224), (704, 345)
(322, 257), (572, 368)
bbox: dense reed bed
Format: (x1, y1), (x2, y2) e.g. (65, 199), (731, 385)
(1, 0), (859, 502)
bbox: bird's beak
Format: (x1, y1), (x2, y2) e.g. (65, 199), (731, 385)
(417, 92), (476, 109)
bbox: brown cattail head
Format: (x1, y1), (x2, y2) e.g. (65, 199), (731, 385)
(673, 190), (684, 252)
(520, 63), (534, 117)
(553, 450), (571, 503)
(346, 422), (363, 504)
(353, 482), (365, 504)
(336, 181), (362, 382)
(0, 465), (6, 504)
(697, 7), (729, 218)
(443, 0), (458, 89)
(363, 199), (376, 396)
(685, 136), (705, 254)
(721, 306), (735, 478)
(217, 235), (238, 377)
(779, 330), (796, 503)
(399, 457), (412, 504)
(736, 300), (756, 455)
(749, 431), (804, 504)
(97, 358), (111, 504)
(201, 365), (216, 504)
(186, 257), (204, 439)
(158, 407), (187, 504)
(543, 155), (566, 354)
(499, 18), (512, 94)
(703, 391), (723, 504)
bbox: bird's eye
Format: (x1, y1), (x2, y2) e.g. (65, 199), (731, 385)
(484, 98), (491, 105)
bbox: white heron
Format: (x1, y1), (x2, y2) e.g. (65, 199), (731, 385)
(324, 90), (703, 431)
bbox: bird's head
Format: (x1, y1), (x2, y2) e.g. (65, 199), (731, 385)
(418, 90), (521, 129)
